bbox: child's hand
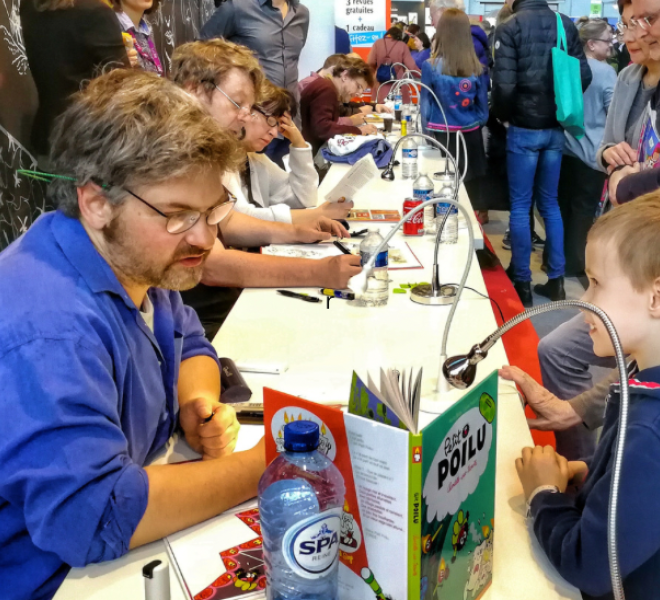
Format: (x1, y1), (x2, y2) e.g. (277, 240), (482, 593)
(515, 445), (569, 500)
(568, 460), (589, 487)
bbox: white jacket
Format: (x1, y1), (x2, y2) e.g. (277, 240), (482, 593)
(226, 143), (319, 223)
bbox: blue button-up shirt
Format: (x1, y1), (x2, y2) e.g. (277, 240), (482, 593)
(0, 211), (218, 600)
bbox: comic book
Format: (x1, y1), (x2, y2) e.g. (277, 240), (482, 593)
(263, 371), (497, 600)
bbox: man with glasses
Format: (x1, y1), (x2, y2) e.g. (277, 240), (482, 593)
(609, 0), (660, 203)
(0, 69), (267, 600)
(171, 40), (361, 339)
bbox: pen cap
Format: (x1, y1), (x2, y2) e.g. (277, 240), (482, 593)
(219, 357), (253, 404)
(143, 559), (170, 600)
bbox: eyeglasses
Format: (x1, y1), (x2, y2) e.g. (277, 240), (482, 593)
(214, 84), (252, 114)
(123, 186), (237, 234)
(252, 107), (279, 128)
(630, 10), (660, 32)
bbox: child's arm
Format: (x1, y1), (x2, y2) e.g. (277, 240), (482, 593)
(523, 423), (660, 597)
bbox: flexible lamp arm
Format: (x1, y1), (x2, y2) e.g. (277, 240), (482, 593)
(442, 300), (629, 600)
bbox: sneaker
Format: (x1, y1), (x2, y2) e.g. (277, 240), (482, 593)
(532, 232), (545, 249)
(502, 230), (511, 250)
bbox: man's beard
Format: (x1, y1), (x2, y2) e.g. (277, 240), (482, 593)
(102, 217), (210, 292)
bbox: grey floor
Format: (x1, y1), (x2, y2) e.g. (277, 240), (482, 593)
(482, 210), (586, 338)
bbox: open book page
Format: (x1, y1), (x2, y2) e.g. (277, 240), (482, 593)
(349, 372), (405, 429)
(261, 243), (341, 260)
(165, 501), (265, 600)
(324, 154), (379, 203)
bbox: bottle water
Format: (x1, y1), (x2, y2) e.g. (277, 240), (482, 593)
(413, 172), (434, 204)
(401, 136), (419, 180)
(394, 92), (402, 112)
(259, 421), (346, 600)
(436, 202), (458, 244)
(356, 230), (389, 307)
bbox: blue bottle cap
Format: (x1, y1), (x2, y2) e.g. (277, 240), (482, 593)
(283, 420), (320, 452)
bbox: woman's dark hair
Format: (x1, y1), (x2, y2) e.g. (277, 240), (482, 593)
(385, 27), (403, 41)
(407, 23), (421, 36)
(417, 32), (431, 49)
(617, 0), (630, 15)
(256, 80), (297, 119)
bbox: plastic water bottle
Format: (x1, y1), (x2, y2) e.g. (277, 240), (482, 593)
(356, 230), (389, 306)
(436, 202), (458, 244)
(413, 172), (434, 204)
(402, 136), (419, 180)
(259, 421), (346, 600)
(413, 173), (433, 236)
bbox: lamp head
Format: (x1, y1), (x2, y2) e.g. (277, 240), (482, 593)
(442, 344), (487, 389)
(381, 164), (395, 181)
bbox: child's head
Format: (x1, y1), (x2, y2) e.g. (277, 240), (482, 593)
(582, 194), (660, 366)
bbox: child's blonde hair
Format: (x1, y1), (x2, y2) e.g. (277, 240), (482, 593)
(588, 193), (660, 292)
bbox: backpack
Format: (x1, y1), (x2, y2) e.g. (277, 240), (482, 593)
(552, 13), (585, 139)
(376, 39), (396, 84)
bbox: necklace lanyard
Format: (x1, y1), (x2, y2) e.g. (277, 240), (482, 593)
(127, 29), (164, 76)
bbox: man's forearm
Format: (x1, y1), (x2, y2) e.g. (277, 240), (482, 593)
(567, 369), (618, 430)
(178, 355), (220, 409)
(201, 246), (326, 288)
(130, 443), (264, 549)
(220, 210), (299, 246)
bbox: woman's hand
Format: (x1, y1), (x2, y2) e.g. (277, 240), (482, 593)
(278, 111), (306, 148)
(376, 104), (394, 114)
(350, 113), (366, 126)
(603, 142), (637, 169)
(358, 124), (378, 136)
(358, 105), (374, 114)
(291, 200), (354, 226)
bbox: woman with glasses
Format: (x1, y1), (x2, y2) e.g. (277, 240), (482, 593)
(598, 0), (660, 174)
(300, 56), (378, 157)
(225, 81), (349, 225)
(554, 17), (617, 279)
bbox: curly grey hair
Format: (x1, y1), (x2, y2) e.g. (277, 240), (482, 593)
(429, 0), (465, 13)
(48, 68), (243, 218)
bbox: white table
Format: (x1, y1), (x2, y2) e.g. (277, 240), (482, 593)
(55, 154), (580, 600)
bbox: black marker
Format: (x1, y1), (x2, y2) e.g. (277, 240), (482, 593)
(277, 290), (322, 303)
(333, 240), (353, 255)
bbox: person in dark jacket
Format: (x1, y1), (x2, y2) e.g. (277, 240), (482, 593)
(491, 0), (591, 307)
(20, 0), (131, 162)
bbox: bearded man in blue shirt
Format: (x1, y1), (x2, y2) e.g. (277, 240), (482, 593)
(0, 69), (266, 600)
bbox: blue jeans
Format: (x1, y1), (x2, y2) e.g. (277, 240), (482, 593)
(506, 126), (565, 282)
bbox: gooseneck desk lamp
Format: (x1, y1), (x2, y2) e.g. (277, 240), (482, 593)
(443, 301), (629, 600)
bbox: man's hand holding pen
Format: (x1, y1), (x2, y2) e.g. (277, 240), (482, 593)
(179, 397), (241, 460)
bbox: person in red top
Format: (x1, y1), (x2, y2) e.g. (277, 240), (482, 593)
(300, 56), (378, 156)
(367, 27), (419, 103)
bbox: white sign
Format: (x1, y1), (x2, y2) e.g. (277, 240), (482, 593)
(335, 0), (387, 48)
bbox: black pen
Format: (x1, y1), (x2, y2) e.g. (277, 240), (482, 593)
(351, 228), (369, 237)
(277, 290), (322, 303)
(333, 240), (353, 255)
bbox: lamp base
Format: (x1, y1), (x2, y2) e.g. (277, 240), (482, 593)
(410, 283), (457, 306)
